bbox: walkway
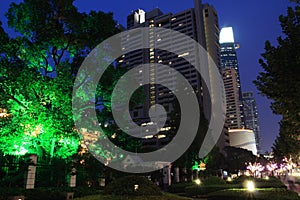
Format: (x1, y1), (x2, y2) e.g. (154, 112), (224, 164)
(281, 175), (300, 196)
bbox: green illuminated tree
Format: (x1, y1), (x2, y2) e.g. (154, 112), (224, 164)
(0, 0), (119, 160)
(254, 3), (300, 159)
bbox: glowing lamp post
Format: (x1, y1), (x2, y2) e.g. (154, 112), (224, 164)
(195, 179), (201, 185)
(246, 180), (255, 192)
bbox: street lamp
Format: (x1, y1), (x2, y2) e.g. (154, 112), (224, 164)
(245, 180), (255, 192)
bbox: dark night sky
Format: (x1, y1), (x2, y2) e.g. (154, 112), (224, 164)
(0, 0), (295, 152)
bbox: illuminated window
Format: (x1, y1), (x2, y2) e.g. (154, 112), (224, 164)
(178, 52), (190, 57)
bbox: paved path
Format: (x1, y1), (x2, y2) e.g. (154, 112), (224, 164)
(281, 176), (300, 196)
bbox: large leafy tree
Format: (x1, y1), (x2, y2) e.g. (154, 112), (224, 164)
(254, 3), (300, 159)
(0, 0), (119, 159)
(223, 146), (257, 173)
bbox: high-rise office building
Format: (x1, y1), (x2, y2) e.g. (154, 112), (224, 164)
(220, 27), (245, 129)
(202, 4), (229, 151)
(242, 91), (261, 154)
(120, 0), (226, 148)
(202, 4), (221, 70)
(222, 67), (242, 129)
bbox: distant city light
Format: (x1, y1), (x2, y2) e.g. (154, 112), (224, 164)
(219, 27), (235, 43)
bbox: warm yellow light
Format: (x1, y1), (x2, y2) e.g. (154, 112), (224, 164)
(246, 181), (255, 192)
(0, 108), (10, 118)
(227, 177), (232, 182)
(195, 179), (201, 185)
(134, 184), (139, 191)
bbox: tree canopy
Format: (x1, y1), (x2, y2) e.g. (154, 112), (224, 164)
(254, 3), (300, 159)
(0, 0), (119, 159)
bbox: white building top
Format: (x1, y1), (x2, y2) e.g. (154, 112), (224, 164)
(219, 27), (235, 44)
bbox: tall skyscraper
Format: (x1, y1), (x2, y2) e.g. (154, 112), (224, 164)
(202, 4), (229, 151)
(202, 4), (221, 70)
(119, 0), (226, 149)
(220, 27), (245, 129)
(222, 67), (242, 129)
(242, 91), (261, 154)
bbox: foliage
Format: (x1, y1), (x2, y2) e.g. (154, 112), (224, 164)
(104, 175), (162, 196)
(172, 109), (209, 169)
(73, 193), (193, 200)
(202, 176), (226, 186)
(72, 152), (105, 188)
(0, 186), (103, 200)
(184, 185), (231, 196)
(253, 3), (300, 159)
(204, 147), (226, 173)
(185, 176), (290, 198)
(207, 188), (300, 200)
(223, 146), (256, 173)
(232, 176), (286, 189)
(273, 120), (300, 161)
(168, 182), (194, 193)
(0, 0), (121, 160)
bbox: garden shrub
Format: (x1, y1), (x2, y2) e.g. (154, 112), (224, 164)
(202, 176), (226, 186)
(104, 175), (162, 196)
(232, 175), (252, 184)
(231, 176), (286, 189)
(184, 185), (230, 196)
(0, 187), (102, 200)
(207, 188), (300, 200)
(169, 182), (194, 193)
(71, 187), (102, 198)
(24, 189), (66, 200)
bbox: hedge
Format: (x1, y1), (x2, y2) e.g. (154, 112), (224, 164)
(104, 175), (162, 196)
(207, 188), (300, 200)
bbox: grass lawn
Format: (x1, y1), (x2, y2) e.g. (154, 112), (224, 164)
(74, 193), (193, 200)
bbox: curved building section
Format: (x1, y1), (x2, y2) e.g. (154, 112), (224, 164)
(228, 129), (257, 155)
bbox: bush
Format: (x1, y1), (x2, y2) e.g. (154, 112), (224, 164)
(184, 185), (230, 196)
(0, 188), (66, 200)
(231, 176), (286, 189)
(71, 187), (102, 198)
(103, 175), (162, 196)
(208, 188), (300, 200)
(0, 187), (102, 200)
(24, 189), (66, 200)
(202, 176), (226, 186)
(74, 193), (193, 200)
(232, 175), (251, 184)
(169, 182), (194, 193)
